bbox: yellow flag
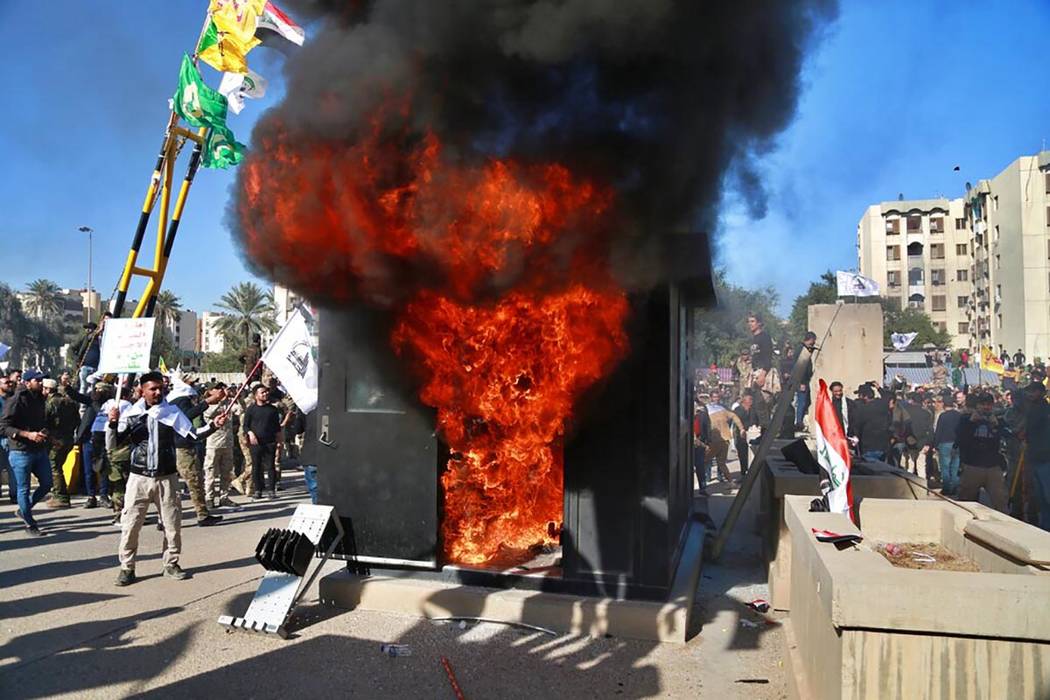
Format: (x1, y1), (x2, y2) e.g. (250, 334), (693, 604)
(159, 356), (169, 374)
(197, 20), (260, 74)
(209, 0), (265, 44)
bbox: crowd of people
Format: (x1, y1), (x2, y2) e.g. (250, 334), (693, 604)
(692, 312), (1050, 532)
(0, 354), (319, 586)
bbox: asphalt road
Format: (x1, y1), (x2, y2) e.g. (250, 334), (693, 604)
(1, 466), (786, 699)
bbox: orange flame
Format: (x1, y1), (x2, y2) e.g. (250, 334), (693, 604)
(239, 113), (629, 565)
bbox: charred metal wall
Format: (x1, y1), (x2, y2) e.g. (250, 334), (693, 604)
(315, 268), (709, 599)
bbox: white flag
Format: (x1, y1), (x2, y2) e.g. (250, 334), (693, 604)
(219, 69), (268, 115)
(261, 308), (318, 413)
(836, 270), (880, 298)
(890, 332), (918, 352)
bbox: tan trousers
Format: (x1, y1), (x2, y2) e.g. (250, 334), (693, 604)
(958, 465), (1007, 512)
(706, 437), (733, 482)
(204, 448), (234, 503)
(119, 472), (181, 570)
(175, 448), (209, 520)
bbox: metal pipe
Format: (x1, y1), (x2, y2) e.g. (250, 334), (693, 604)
(709, 346), (815, 560)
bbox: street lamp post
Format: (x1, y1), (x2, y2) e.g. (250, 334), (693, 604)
(78, 225), (94, 322)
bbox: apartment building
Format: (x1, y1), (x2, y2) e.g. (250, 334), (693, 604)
(164, 309), (198, 352)
(198, 311), (228, 353)
(964, 152), (1050, 360)
(858, 150), (1050, 358)
(857, 197), (971, 346)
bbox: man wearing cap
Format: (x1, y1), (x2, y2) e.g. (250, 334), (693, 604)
(167, 378), (223, 527)
(74, 314), (109, 395)
(0, 370), (54, 535)
(110, 371), (228, 585)
(201, 382), (238, 509)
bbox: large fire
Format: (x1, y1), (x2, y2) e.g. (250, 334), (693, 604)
(240, 116), (629, 565)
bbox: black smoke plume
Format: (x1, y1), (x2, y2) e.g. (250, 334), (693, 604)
(234, 0), (838, 302)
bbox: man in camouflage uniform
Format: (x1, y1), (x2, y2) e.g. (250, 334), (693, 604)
(43, 376), (90, 507)
(201, 382), (238, 508)
(169, 389), (223, 527)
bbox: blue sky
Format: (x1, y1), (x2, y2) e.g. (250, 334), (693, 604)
(0, 1), (1048, 315)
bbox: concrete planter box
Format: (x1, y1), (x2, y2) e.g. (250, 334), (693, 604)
(783, 495), (1050, 699)
(762, 450), (928, 610)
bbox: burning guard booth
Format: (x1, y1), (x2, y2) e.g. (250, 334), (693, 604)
(315, 237), (714, 621)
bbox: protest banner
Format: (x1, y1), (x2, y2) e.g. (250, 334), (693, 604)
(97, 317), (156, 375)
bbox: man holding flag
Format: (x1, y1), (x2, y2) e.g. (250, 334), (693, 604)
(813, 379), (854, 521)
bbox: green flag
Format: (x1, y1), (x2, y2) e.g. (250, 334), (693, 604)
(173, 54), (228, 129)
(202, 123), (245, 169)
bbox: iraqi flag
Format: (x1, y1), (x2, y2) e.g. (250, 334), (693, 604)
(813, 379), (854, 522)
(257, 1), (305, 46)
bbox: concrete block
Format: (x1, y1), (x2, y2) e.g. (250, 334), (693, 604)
(783, 495), (1050, 699)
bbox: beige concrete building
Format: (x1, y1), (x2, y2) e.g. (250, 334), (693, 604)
(198, 311), (228, 353)
(858, 151), (1050, 359)
(964, 152), (1050, 361)
(857, 198), (971, 346)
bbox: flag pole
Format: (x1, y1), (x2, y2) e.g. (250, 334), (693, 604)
(219, 358), (265, 421)
(112, 9), (214, 319)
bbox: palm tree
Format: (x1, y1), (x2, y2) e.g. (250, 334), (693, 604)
(22, 279), (62, 320)
(154, 289), (183, 334)
(214, 282), (278, 348)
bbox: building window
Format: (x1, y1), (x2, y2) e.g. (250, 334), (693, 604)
(887, 270), (902, 287)
(930, 243), (945, 259)
(907, 215), (922, 233)
(957, 296), (968, 308)
(957, 269), (969, 281)
(933, 321), (946, 332)
(993, 195), (999, 211)
(887, 245), (900, 261)
(1046, 205), (1050, 228)
(1045, 172), (1050, 194)
(931, 268), (945, 286)
(958, 322), (969, 334)
(885, 218), (900, 235)
(908, 267), (924, 285)
(932, 295), (946, 312)
(907, 241), (924, 256)
(956, 243), (969, 256)
(930, 217), (944, 233)
(955, 217), (966, 229)
(997, 314), (1003, 329)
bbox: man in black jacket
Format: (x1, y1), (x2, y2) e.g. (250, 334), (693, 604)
(244, 384), (282, 499)
(111, 372), (227, 586)
(956, 392), (1007, 512)
(849, 384), (892, 462)
(0, 370), (53, 535)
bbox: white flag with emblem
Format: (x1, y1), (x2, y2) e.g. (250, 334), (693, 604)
(836, 270), (880, 298)
(890, 332), (918, 352)
(261, 308), (318, 413)
(219, 69), (268, 115)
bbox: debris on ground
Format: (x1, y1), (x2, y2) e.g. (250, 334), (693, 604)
(746, 598), (770, 613)
(379, 643), (412, 657)
(877, 542), (980, 571)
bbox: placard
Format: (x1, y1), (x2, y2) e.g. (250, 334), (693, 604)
(97, 317), (156, 374)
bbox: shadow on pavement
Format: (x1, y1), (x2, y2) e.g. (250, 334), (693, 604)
(0, 591), (126, 620)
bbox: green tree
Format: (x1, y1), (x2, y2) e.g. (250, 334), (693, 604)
(786, 271), (840, 341)
(0, 283), (64, 370)
(22, 279), (62, 320)
(154, 290), (183, 334)
(214, 282), (278, 349)
(691, 271), (784, 367)
(201, 347), (245, 373)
